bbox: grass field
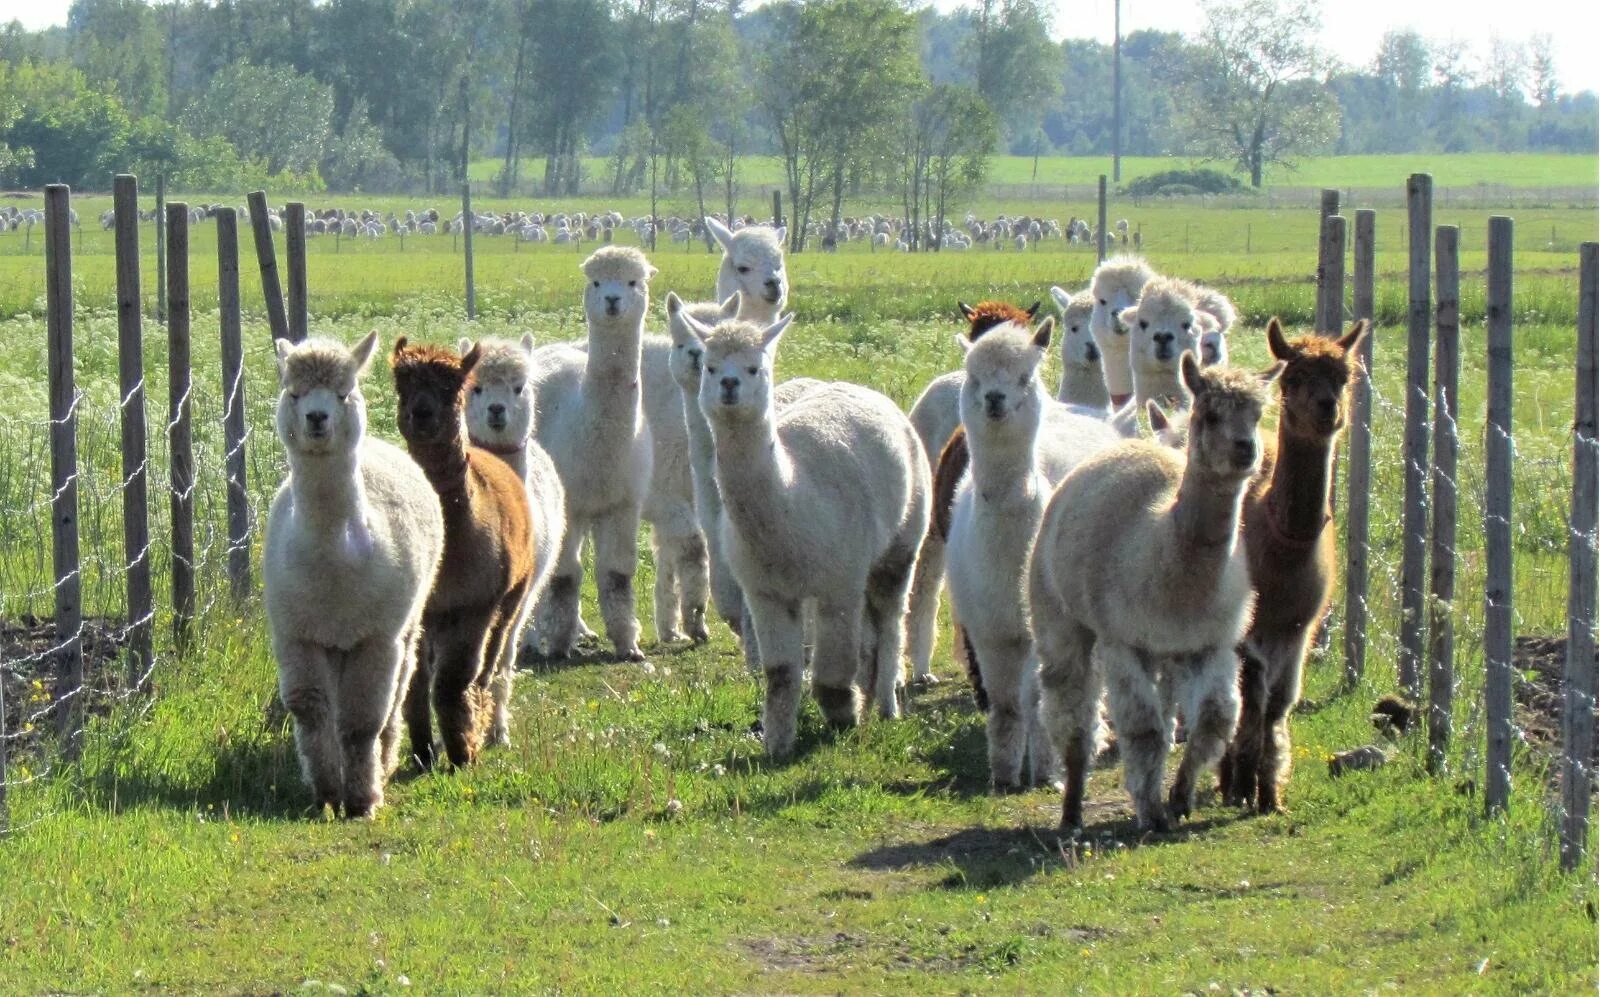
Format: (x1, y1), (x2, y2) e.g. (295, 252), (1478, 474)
(0, 169), (1595, 990)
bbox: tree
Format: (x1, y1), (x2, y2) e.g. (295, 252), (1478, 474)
(1178, 0), (1339, 187)
(180, 59), (332, 177)
(1526, 34), (1558, 109)
(893, 83), (994, 250)
(962, 0), (1059, 148)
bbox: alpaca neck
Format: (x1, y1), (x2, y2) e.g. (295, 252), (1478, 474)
(967, 420), (1041, 506)
(467, 432), (529, 479)
(288, 447), (371, 536)
(681, 385), (715, 467)
(737, 297), (780, 327)
(582, 315), (644, 397)
(1171, 465), (1247, 568)
(1265, 428), (1335, 543)
(709, 410), (795, 528)
(407, 430), (472, 498)
(1059, 362), (1110, 412)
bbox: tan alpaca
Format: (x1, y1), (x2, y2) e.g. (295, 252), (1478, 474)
(1031, 354), (1282, 833)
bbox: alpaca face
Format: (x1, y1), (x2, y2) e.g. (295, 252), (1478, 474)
(666, 291), (741, 393)
(1181, 354), (1282, 480)
(1089, 258), (1153, 346)
(1268, 318), (1369, 439)
(708, 218), (788, 311)
(462, 335), (535, 452)
(274, 333), (376, 459)
(959, 321), (1052, 430)
(390, 338), (480, 448)
(1122, 285), (1202, 371)
(1197, 313), (1228, 367)
(1050, 286), (1099, 366)
(581, 246), (656, 325)
(689, 315), (792, 427)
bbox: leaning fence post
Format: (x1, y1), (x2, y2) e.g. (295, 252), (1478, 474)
(1096, 175), (1108, 263)
(1562, 241), (1599, 869)
(1428, 225), (1461, 775)
(167, 202), (196, 649)
(247, 191), (292, 344)
(1398, 174), (1433, 702)
(286, 201), (308, 342)
(45, 185), (84, 757)
(1344, 209), (1376, 688)
(1484, 215), (1515, 816)
(462, 182), (476, 320)
(217, 208), (251, 604)
(113, 175), (153, 691)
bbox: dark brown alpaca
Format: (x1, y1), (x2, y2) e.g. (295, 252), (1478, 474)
(391, 337), (536, 770)
(1219, 317), (1369, 813)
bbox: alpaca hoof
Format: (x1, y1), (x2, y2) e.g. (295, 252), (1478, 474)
(686, 620), (711, 644)
(991, 779), (1026, 795)
(1140, 813), (1174, 834)
(659, 629), (686, 644)
(343, 795), (379, 820)
(911, 672), (940, 687)
(489, 728), (511, 749)
(1166, 792), (1193, 824)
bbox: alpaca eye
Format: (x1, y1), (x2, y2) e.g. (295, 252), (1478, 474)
(1182, 321), (1191, 330)
(1139, 320), (1149, 330)
(513, 385), (523, 396)
(338, 393), (348, 403)
(1205, 411), (1220, 426)
(737, 265), (751, 274)
(1018, 375), (1030, 388)
(1069, 325), (1078, 333)
(747, 366), (759, 376)
(1098, 298), (1106, 305)
(289, 393), (300, 402)
(473, 386), (483, 395)
(628, 280), (637, 287)
(592, 280), (599, 288)
(705, 364), (718, 375)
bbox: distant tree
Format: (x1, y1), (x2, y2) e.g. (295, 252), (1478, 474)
(181, 59), (332, 177)
(962, 0), (1059, 145)
(0, 61), (36, 185)
(1430, 37), (1476, 151)
(1178, 0), (1339, 187)
(1482, 36), (1527, 149)
(1526, 34), (1558, 109)
(66, 0), (167, 119)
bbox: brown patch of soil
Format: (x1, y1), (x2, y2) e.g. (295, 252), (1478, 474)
(1513, 634), (1598, 776)
(1, 614), (130, 754)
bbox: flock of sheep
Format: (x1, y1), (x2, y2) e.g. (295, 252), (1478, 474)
(264, 220), (1366, 834)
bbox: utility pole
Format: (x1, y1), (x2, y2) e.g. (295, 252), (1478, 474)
(1112, 0), (1123, 183)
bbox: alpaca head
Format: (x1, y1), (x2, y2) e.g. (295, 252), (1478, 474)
(665, 290), (742, 393)
(1121, 277), (1204, 374)
(1146, 398), (1190, 449)
(1089, 255), (1155, 344)
(958, 319), (1053, 432)
(1266, 317), (1370, 439)
(679, 313), (793, 427)
(1180, 353), (1284, 480)
(581, 245), (656, 325)
(957, 299), (1040, 341)
(1050, 285), (1099, 366)
(389, 336), (481, 449)
(274, 332), (379, 459)
(705, 217), (788, 312)
(459, 334), (535, 453)
(1192, 286), (1236, 366)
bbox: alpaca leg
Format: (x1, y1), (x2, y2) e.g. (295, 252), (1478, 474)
(747, 592), (806, 759)
(1102, 643), (1172, 832)
(1036, 618), (1100, 833)
(535, 521), (586, 658)
(337, 635), (408, 818)
(975, 634), (1031, 790)
(1256, 634), (1309, 814)
(707, 532), (745, 638)
(489, 581), (533, 748)
(403, 638), (435, 771)
(813, 594), (866, 730)
(593, 507), (646, 662)
(1221, 645), (1267, 808)
(276, 638), (341, 812)
(380, 624), (422, 778)
(430, 611), (496, 768)
(674, 530), (711, 644)
(1168, 646), (1244, 825)
(650, 532), (684, 643)
(740, 603), (761, 675)
(1022, 660), (1060, 787)
(905, 534), (945, 683)
(865, 542), (918, 718)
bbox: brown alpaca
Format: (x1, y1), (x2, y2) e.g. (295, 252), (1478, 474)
(390, 337), (536, 770)
(1219, 318), (1369, 813)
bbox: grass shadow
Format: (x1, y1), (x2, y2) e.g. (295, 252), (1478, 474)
(84, 718), (312, 820)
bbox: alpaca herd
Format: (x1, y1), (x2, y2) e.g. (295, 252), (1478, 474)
(264, 234), (1367, 834)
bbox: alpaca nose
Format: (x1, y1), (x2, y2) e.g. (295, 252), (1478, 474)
(604, 294), (621, 314)
(304, 411), (328, 433)
(1084, 341), (1100, 362)
(1317, 397), (1338, 420)
(1233, 438), (1257, 464)
(984, 391), (1006, 418)
(488, 403), (506, 419)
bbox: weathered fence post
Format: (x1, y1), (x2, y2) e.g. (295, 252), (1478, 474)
(167, 203), (196, 648)
(1484, 215), (1515, 816)
(1344, 209), (1376, 687)
(113, 175), (153, 691)
(1316, 214), (1346, 334)
(286, 202), (308, 342)
(1428, 225), (1461, 775)
(1398, 174), (1433, 702)
(462, 182), (476, 320)
(45, 185), (84, 756)
(154, 173), (167, 323)
(1562, 241), (1599, 869)
(247, 191), (292, 345)
(1320, 188), (1340, 223)
(1096, 175), (1108, 264)
(772, 190), (782, 230)
(217, 208), (251, 604)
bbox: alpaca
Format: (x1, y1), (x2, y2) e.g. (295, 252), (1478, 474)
(1120, 276), (1237, 409)
(459, 334), (568, 742)
(704, 217), (787, 323)
(1088, 256), (1156, 406)
(526, 246), (656, 662)
(264, 333), (444, 817)
(1031, 354), (1282, 832)
(1193, 286), (1237, 366)
(945, 320), (1124, 789)
(1220, 319), (1369, 814)
(1049, 284), (1111, 414)
(391, 338), (536, 769)
(905, 300), (1039, 684)
(681, 312), (930, 759)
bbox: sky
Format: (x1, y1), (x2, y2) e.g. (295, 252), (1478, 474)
(5, 0), (1599, 94)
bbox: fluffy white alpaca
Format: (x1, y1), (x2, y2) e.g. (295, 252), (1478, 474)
(264, 333), (444, 817)
(682, 313), (930, 758)
(1049, 284), (1111, 415)
(1193, 286), (1237, 366)
(1030, 355), (1281, 833)
(526, 246), (656, 662)
(636, 333), (712, 643)
(1088, 256), (1156, 405)
(945, 321), (1124, 789)
(459, 334), (568, 741)
(705, 217), (788, 323)
(1121, 276), (1240, 408)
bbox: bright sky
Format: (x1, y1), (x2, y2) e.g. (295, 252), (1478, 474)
(6, 0), (1600, 93)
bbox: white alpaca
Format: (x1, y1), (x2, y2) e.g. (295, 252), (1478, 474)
(1030, 355), (1281, 833)
(636, 333), (712, 643)
(459, 334), (568, 740)
(682, 313), (931, 759)
(1088, 256), (1156, 404)
(1121, 276), (1238, 408)
(945, 321), (1124, 789)
(1049, 284), (1111, 415)
(1193, 286), (1237, 366)
(704, 217), (787, 324)
(264, 333), (444, 817)
(526, 246), (656, 662)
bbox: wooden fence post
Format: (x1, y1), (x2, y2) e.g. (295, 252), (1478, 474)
(1320, 188), (1340, 226)
(247, 191), (292, 345)
(154, 173), (167, 323)
(44, 184), (84, 756)
(1096, 175), (1108, 264)
(772, 190), (782, 230)
(462, 182), (476, 320)
(217, 208), (251, 604)
(1484, 215), (1515, 816)
(1428, 225), (1461, 775)
(1398, 174), (1433, 702)
(1344, 209), (1376, 687)
(113, 175), (153, 691)
(286, 201), (308, 342)
(167, 203), (196, 648)
(1562, 241), (1599, 869)
(1316, 214), (1346, 334)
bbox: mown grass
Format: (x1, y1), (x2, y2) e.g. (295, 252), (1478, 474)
(0, 186), (1595, 989)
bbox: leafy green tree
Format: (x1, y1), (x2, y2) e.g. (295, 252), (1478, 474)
(66, 0), (167, 118)
(180, 59), (332, 177)
(962, 0), (1058, 148)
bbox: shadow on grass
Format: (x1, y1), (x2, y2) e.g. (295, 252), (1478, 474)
(84, 718), (311, 820)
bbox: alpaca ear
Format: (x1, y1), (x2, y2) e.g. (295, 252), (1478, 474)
(719, 291), (741, 318)
(1258, 360), (1287, 385)
(957, 300), (976, 322)
(955, 333), (974, 354)
(679, 311), (713, 348)
(1025, 300), (1041, 319)
(645, 264), (658, 280)
(275, 338), (293, 383)
(774, 225), (787, 245)
(459, 342), (482, 377)
(762, 314), (793, 353)
(1109, 398), (1140, 438)
(1266, 317), (1293, 360)
(1117, 305), (1139, 331)
(1337, 319), (1370, 354)
(347, 331), (379, 378)
(457, 336), (472, 356)
(1180, 351), (1205, 396)
(1049, 285), (1071, 310)
(390, 335), (409, 366)
(665, 290), (683, 316)
(520, 332), (535, 354)
(1147, 399), (1171, 432)
(1032, 316), (1054, 350)
(704, 216), (734, 250)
